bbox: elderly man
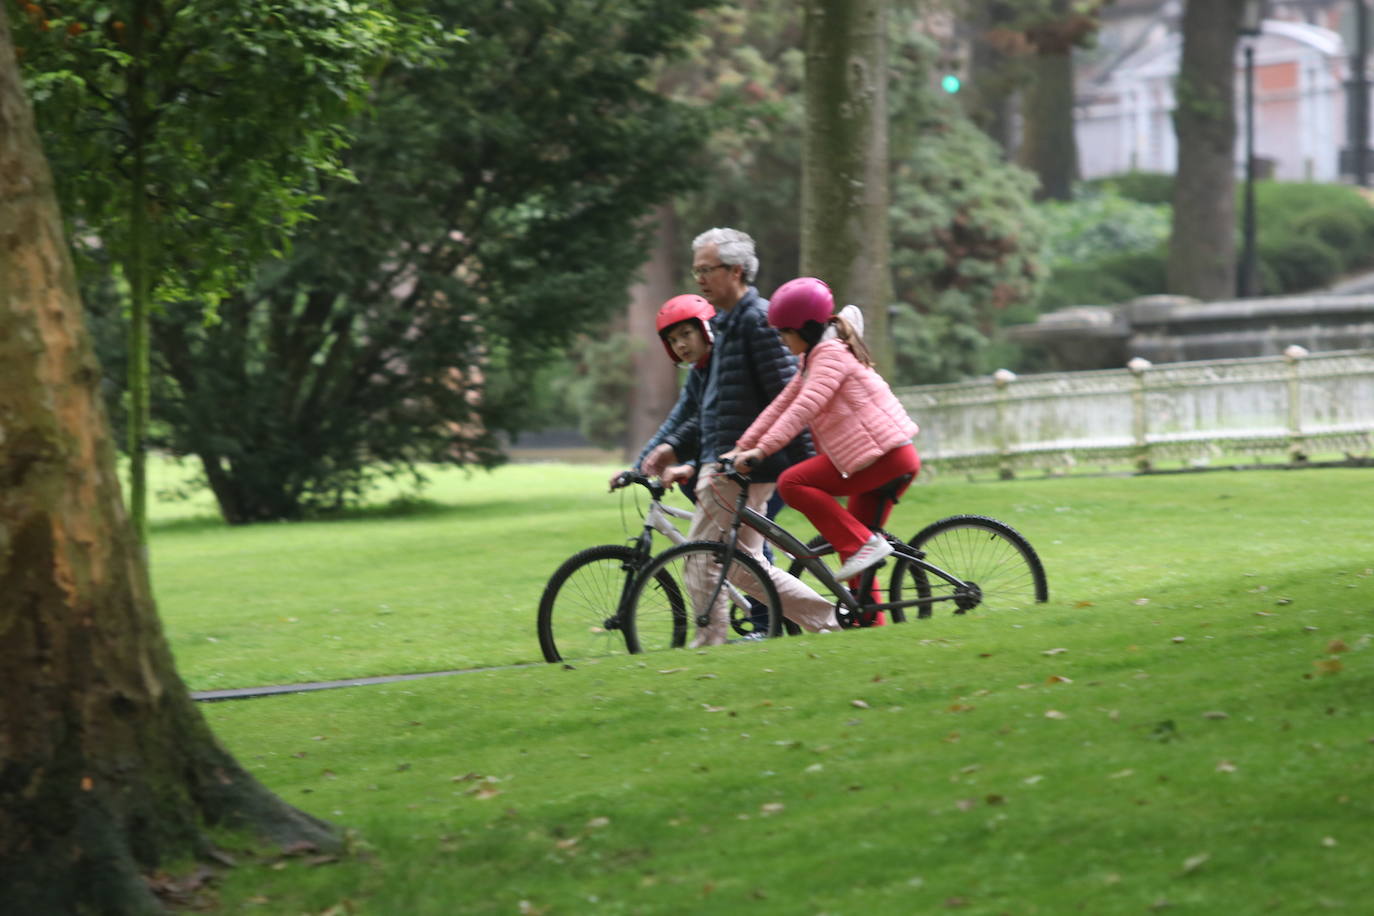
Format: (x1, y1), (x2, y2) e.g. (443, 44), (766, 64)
(638, 228), (835, 645)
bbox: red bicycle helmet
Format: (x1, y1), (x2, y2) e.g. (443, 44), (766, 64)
(768, 277), (834, 330)
(655, 294), (716, 365)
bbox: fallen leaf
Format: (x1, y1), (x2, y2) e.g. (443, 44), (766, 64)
(985, 794), (1006, 805)
(1275, 597), (1293, 605)
(1023, 775), (1044, 785)
(1171, 636), (1186, 643)
(955, 798), (977, 811)
(1181, 852), (1210, 874)
(1215, 760), (1237, 773)
(1133, 598), (1150, 606)
(1046, 675), (1073, 685)
(1327, 639), (1350, 654)
(851, 699), (871, 709)
(1321, 836), (1338, 848)
(760, 802), (785, 816)
(1201, 711), (1229, 720)
(1044, 710), (1068, 720)
(471, 785), (502, 800)
(1074, 600), (1094, 608)
(586, 816), (610, 828)
(658, 667), (687, 674)
(1315, 659), (1344, 675)
(1042, 648), (1068, 656)
(702, 704), (726, 713)
(1107, 769), (1135, 779)
(948, 703), (975, 713)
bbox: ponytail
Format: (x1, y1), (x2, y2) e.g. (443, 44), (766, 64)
(831, 314), (873, 367)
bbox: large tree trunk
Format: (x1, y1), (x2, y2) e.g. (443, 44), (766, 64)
(625, 204), (683, 461)
(1018, 48), (1078, 201)
(801, 0), (893, 375)
(0, 9), (337, 913)
(1168, 0), (1245, 300)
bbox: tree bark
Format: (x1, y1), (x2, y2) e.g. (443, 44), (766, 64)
(625, 204), (683, 461)
(801, 0), (893, 375)
(1168, 0), (1246, 300)
(1018, 47), (1078, 201)
(0, 9), (337, 912)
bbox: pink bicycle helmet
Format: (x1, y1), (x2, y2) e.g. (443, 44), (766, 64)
(768, 277), (834, 330)
(656, 294), (716, 364)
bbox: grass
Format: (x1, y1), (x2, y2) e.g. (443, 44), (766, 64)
(142, 462), (1374, 913)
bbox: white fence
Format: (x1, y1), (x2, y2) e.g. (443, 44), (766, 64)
(895, 347), (1374, 476)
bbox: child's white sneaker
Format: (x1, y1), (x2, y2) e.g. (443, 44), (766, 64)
(833, 533), (893, 581)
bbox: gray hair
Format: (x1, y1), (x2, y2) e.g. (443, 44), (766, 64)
(692, 227), (759, 283)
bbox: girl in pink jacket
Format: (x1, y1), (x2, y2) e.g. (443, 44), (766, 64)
(726, 277), (920, 582)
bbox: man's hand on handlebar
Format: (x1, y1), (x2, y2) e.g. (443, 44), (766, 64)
(661, 463), (695, 489)
(639, 442), (676, 478)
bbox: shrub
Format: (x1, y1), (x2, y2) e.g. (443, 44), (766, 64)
(1036, 263), (1137, 311)
(1294, 207), (1374, 271)
(1258, 234), (1343, 293)
(1038, 187), (1171, 267)
(1084, 171), (1174, 206)
(1093, 248), (1168, 297)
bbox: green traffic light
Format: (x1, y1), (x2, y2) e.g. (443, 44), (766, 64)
(941, 73), (961, 93)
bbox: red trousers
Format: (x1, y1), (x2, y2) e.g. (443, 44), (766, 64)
(777, 444), (921, 561)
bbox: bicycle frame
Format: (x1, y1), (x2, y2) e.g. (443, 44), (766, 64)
(709, 465), (979, 624)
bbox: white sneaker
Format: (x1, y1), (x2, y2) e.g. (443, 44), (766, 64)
(833, 534), (893, 581)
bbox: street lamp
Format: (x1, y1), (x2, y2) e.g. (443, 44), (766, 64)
(1237, 0), (1266, 298)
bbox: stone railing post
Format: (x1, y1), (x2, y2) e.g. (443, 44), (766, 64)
(992, 369), (1017, 479)
(1284, 345), (1309, 463)
(1128, 357), (1153, 471)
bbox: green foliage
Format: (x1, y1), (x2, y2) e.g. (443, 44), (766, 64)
(665, 0), (806, 287)
(120, 0), (713, 522)
(1082, 170), (1175, 206)
(14, 0), (443, 307)
(1249, 181), (1374, 292)
(1293, 208), (1369, 270)
(668, 2), (1047, 387)
(1258, 234), (1343, 294)
(887, 24), (1047, 386)
(563, 332), (642, 450)
(1038, 186), (1171, 266)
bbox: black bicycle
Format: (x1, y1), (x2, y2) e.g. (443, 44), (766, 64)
(619, 460), (1049, 643)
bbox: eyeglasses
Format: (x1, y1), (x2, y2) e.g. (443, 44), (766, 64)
(692, 263), (731, 280)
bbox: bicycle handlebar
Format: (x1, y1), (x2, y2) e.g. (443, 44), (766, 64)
(715, 456), (753, 485)
(610, 470), (667, 500)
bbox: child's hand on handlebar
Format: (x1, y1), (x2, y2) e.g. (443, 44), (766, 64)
(608, 470), (634, 491)
(720, 447), (765, 475)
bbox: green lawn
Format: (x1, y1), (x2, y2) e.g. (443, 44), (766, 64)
(144, 463), (1373, 913)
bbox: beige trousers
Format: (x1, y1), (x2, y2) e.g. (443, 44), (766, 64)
(685, 465), (838, 645)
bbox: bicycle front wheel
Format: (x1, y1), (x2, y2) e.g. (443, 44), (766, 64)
(888, 515), (1048, 621)
(537, 544), (686, 663)
(624, 541), (782, 652)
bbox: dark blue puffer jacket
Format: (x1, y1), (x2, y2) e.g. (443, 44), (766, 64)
(699, 288), (813, 482)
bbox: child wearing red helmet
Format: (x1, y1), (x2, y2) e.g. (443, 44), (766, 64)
(725, 277), (921, 583)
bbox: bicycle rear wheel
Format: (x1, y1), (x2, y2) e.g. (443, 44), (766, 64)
(537, 544), (687, 663)
(888, 515), (1048, 621)
(624, 541), (782, 652)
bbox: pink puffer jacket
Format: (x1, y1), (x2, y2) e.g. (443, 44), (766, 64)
(737, 339), (918, 477)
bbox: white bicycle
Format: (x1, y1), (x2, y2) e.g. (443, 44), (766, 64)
(536, 472), (768, 662)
